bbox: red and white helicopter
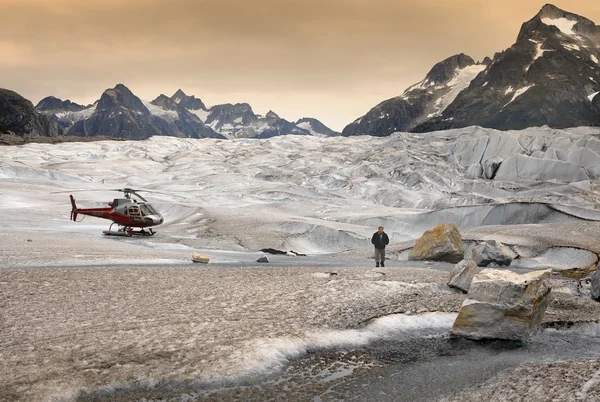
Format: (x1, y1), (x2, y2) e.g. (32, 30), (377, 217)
(67, 188), (164, 236)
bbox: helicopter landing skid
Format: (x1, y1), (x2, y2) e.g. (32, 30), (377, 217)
(103, 224), (155, 237)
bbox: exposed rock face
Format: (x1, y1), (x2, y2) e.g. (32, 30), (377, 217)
(451, 269), (552, 341)
(448, 260), (479, 293)
(170, 89), (207, 111)
(67, 84), (161, 139)
(342, 54), (484, 136)
(66, 84), (224, 140)
(202, 103), (329, 139)
(344, 5), (600, 136)
(0, 88), (63, 137)
(415, 4), (600, 132)
(590, 265), (600, 301)
(29, 86), (337, 141)
(148, 91), (225, 139)
(471, 240), (514, 267)
(408, 223), (464, 263)
(295, 117), (340, 136)
(35, 96), (88, 113)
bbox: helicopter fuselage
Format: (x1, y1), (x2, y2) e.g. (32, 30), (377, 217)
(70, 195), (164, 228)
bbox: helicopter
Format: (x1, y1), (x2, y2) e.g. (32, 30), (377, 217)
(66, 188), (164, 236)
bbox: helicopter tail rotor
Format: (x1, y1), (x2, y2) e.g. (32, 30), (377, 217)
(69, 195), (78, 221)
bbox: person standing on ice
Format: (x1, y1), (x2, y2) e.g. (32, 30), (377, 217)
(371, 226), (389, 267)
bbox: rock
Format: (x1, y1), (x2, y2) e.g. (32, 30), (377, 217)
(451, 269), (552, 341)
(592, 266), (600, 301)
(257, 256), (269, 263)
(448, 260), (479, 293)
(471, 240), (514, 267)
(192, 252), (210, 264)
(408, 223), (464, 263)
(260, 248), (287, 255)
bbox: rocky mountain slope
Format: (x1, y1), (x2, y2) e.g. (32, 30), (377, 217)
(344, 4), (600, 136)
(0, 89), (63, 138)
(30, 87), (339, 141)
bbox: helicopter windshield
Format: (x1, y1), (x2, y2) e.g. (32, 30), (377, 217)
(140, 204), (158, 216)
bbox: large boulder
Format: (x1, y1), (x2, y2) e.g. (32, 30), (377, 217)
(451, 269), (552, 341)
(448, 260), (480, 293)
(409, 223), (464, 263)
(471, 240), (514, 267)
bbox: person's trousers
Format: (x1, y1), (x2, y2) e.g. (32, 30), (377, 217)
(374, 248), (385, 264)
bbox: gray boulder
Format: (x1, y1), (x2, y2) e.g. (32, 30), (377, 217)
(451, 269), (552, 341)
(448, 260), (480, 293)
(408, 223), (464, 263)
(471, 240), (514, 267)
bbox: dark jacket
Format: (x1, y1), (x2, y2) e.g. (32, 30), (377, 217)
(371, 232), (389, 249)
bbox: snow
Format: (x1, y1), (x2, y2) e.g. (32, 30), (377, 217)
(541, 17), (577, 36)
(3, 130), (600, 400)
(529, 40), (554, 61)
(592, 55), (599, 64)
(503, 84), (534, 107)
(142, 101), (179, 119)
(297, 121), (318, 135)
(55, 104), (97, 122)
(588, 91), (599, 101)
(188, 108), (210, 122)
(428, 64), (486, 117)
(564, 43), (581, 52)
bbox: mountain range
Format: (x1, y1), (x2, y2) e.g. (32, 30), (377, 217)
(343, 3), (600, 136)
(2, 4), (600, 142)
(0, 85), (340, 142)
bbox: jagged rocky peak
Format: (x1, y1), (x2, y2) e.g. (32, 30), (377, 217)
(35, 96), (87, 112)
(170, 89), (207, 111)
(206, 103), (258, 125)
(97, 83), (148, 114)
(518, 4), (600, 42)
(424, 53), (476, 85)
(265, 110), (280, 119)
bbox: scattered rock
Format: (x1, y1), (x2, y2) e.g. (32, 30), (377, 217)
(448, 260), (479, 293)
(257, 256), (269, 263)
(451, 269), (552, 342)
(409, 223), (464, 263)
(192, 252), (210, 264)
(260, 248), (287, 255)
(471, 240), (514, 267)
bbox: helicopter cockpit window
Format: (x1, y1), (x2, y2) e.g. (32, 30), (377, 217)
(143, 204), (158, 215)
(139, 204), (152, 216)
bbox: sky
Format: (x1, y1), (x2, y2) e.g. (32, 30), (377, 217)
(1, 0), (600, 132)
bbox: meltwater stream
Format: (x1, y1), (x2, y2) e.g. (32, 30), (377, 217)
(75, 318), (600, 401)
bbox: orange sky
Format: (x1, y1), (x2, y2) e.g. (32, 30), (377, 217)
(1, 0), (599, 131)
